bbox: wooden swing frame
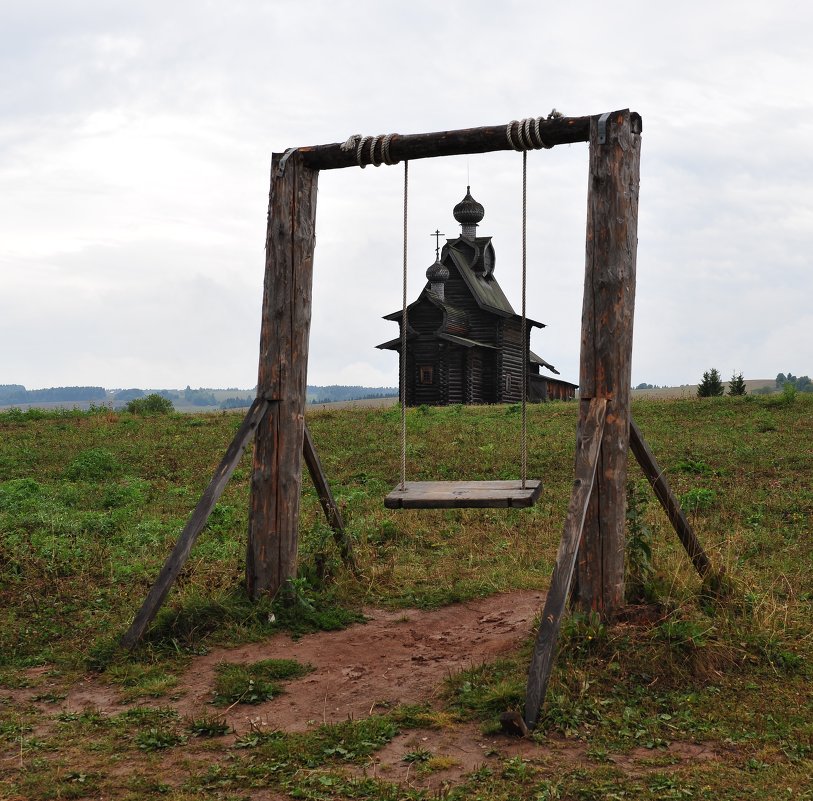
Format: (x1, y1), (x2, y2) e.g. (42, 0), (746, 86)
(122, 109), (713, 729)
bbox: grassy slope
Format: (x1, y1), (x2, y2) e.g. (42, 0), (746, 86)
(0, 394), (811, 799)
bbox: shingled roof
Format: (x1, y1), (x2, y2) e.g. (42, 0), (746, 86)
(443, 236), (544, 328)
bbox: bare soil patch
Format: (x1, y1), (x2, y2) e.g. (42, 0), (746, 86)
(59, 590), (546, 733)
(5, 591), (733, 796)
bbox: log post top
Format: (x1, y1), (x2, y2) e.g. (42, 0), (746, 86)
(283, 111), (642, 171)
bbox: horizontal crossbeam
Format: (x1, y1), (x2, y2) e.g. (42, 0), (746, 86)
(292, 111), (641, 171)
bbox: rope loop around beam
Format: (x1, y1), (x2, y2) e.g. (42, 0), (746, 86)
(340, 133), (400, 168)
(506, 110), (563, 151)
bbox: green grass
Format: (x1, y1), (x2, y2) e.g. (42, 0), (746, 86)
(0, 394), (811, 799)
(212, 657), (313, 705)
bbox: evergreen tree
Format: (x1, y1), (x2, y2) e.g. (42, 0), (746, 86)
(697, 368), (724, 397)
(728, 372), (747, 396)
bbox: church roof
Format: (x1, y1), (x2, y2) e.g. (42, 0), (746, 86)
(377, 290), (475, 351)
(443, 237), (544, 328)
(380, 289), (467, 325)
(529, 350), (560, 374)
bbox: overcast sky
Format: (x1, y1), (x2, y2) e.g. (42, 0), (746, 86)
(1, 0), (811, 391)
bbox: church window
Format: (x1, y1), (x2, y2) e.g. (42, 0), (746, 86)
(419, 366), (434, 384)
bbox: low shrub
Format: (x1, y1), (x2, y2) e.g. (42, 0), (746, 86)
(125, 394), (174, 415)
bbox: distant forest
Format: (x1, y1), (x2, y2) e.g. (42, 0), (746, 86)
(0, 385), (106, 404)
(306, 385), (397, 404)
(0, 384), (397, 410)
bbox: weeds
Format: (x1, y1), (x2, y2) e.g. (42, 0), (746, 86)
(186, 714), (230, 737)
(213, 658), (312, 705)
(625, 481), (656, 603)
(135, 727), (185, 751)
(680, 487), (717, 513)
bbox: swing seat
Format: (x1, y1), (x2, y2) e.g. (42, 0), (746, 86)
(384, 479), (542, 509)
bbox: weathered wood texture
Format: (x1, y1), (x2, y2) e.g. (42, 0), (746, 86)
(296, 113), (642, 171)
(629, 418), (712, 578)
(575, 109), (641, 619)
(302, 423), (358, 574)
(524, 397), (608, 728)
(384, 480), (542, 509)
(247, 152), (318, 600)
(121, 398), (269, 649)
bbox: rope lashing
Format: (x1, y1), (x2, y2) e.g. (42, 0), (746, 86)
(506, 109), (563, 152)
(340, 133), (400, 168)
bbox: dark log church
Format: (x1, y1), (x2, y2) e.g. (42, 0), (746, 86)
(378, 188), (577, 406)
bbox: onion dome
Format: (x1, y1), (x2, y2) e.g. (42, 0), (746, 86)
(453, 186), (485, 230)
(426, 258), (449, 284)
(426, 257), (449, 300)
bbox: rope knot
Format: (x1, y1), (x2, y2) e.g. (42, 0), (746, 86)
(341, 132), (400, 168)
(506, 114), (561, 152)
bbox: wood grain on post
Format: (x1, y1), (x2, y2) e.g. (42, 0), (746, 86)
(121, 398), (269, 648)
(524, 397), (607, 729)
(302, 423), (358, 574)
(575, 109), (642, 619)
(629, 418), (712, 578)
(247, 152), (318, 600)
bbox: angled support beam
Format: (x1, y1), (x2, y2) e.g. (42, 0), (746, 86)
(629, 418), (712, 578)
(303, 423), (358, 575)
(120, 398), (269, 649)
(247, 151), (319, 600)
(524, 397), (608, 729)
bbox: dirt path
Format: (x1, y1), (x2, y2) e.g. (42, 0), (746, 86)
(3, 590), (732, 797)
(62, 590), (546, 733)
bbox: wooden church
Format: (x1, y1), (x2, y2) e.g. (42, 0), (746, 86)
(378, 187), (577, 406)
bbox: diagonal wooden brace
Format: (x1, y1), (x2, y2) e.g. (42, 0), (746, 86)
(524, 397), (607, 729)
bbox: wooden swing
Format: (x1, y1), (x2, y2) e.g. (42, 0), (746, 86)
(384, 150), (542, 510)
(122, 109), (717, 730)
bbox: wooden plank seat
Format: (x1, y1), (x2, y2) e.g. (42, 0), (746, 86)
(384, 479), (542, 509)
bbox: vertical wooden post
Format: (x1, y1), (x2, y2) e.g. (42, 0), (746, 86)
(247, 151), (319, 600)
(575, 110), (641, 619)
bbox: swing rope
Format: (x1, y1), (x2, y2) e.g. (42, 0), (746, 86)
(400, 160), (409, 491)
(508, 113), (561, 488)
(521, 150), (528, 489)
(397, 150), (531, 492)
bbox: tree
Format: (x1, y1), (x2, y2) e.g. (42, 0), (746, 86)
(697, 368), (724, 397)
(776, 372), (786, 387)
(728, 372), (747, 396)
(125, 393), (175, 415)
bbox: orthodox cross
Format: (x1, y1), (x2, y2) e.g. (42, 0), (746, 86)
(431, 229), (445, 260)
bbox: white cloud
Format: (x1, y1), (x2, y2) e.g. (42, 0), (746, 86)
(1, 0), (812, 390)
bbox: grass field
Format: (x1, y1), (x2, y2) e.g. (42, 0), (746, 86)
(0, 393), (811, 799)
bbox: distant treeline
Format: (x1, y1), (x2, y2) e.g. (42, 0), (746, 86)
(220, 396), (254, 409)
(306, 385), (397, 404)
(1, 383), (398, 410)
(113, 387), (216, 406)
(0, 385), (106, 404)
(116, 385), (396, 409)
